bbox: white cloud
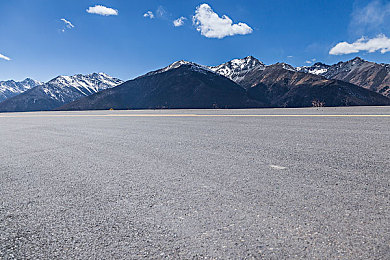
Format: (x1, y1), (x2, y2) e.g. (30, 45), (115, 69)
(60, 18), (74, 29)
(192, 3), (253, 39)
(0, 53), (11, 61)
(329, 34), (390, 55)
(86, 5), (118, 16)
(144, 11), (155, 19)
(173, 17), (187, 27)
(287, 55), (293, 58)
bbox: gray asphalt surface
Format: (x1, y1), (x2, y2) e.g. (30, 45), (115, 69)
(1, 107), (389, 259)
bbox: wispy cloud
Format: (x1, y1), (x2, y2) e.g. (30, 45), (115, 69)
(61, 18), (74, 29)
(0, 53), (11, 61)
(86, 5), (118, 16)
(192, 3), (253, 39)
(156, 6), (167, 18)
(329, 34), (390, 55)
(305, 58), (316, 64)
(350, 0), (390, 35)
(173, 17), (187, 27)
(144, 11), (155, 19)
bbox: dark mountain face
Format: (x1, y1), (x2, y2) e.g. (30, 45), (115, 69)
(0, 73), (122, 112)
(59, 64), (263, 111)
(240, 64), (390, 107)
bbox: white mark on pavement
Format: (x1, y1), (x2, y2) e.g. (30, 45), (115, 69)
(270, 165), (287, 170)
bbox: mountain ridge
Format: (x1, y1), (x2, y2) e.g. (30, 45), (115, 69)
(0, 78), (43, 103)
(297, 57), (390, 96)
(1, 56), (389, 113)
(0, 73), (123, 112)
(59, 59), (389, 111)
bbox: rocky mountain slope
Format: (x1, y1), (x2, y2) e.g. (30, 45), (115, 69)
(297, 57), (390, 97)
(0, 73), (123, 112)
(0, 78), (42, 103)
(241, 63), (390, 107)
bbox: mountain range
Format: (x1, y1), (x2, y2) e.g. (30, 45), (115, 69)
(59, 61), (262, 110)
(241, 63), (389, 107)
(0, 73), (122, 112)
(297, 57), (390, 97)
(0, 57), (389, 112)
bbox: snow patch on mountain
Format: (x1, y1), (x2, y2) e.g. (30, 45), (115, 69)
(296, 62), (330, 76)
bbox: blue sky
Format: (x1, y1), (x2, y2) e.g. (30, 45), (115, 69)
(1, 0), (390, 82)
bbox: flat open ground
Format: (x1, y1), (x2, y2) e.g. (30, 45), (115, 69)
(1, 107), (389, 259)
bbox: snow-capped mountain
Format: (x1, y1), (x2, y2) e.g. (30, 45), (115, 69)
(0, 73), (123, 112)
(209, 56), (266, 83)
(41, 73), (123, 103)
(0, 78), (42, 103)
(297, 57), (390, 96)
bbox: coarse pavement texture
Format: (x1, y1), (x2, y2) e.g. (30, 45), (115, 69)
(1, 107), (390, 259)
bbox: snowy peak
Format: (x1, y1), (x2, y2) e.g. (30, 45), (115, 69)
(146, 60), (214, 77)
(163, 60), (195, 71)
(20, 78), (43, 87)
(210, 56), (266, 82)
(0, 78), (43, 102)
(226, 56), (264, 70)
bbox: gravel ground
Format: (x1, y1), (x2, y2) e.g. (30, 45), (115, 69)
(1, 107), (389, 259)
